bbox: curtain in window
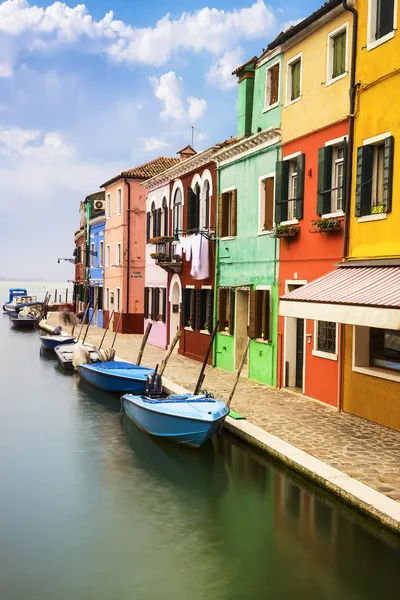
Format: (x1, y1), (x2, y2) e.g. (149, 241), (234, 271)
(333, 31), (346, 79)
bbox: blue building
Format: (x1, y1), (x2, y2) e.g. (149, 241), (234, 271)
(88, 213), (105, 328)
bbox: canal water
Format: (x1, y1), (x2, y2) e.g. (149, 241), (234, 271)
(0, 311), (399, 600)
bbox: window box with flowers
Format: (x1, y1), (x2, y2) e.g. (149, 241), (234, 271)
(150, 252), (167, 260)
(271, 224), (300, 239)
(311, 218), (342, 233)
(148, 236), (175, 244)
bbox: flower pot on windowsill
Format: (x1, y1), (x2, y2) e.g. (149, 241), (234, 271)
(148, 236), (174, 244)
(150, 252), (167, 260)
(273, 225), (300, 239)
(311, 218), (342, 233)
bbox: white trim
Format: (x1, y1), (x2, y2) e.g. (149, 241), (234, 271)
(258, 172), (275, 234)
(171, 179), (185, 206)
(312, 320), (338, 361)
(218, 136), (280, 167)
(185, 285), (195, 289)
(353, 364), (400, 382)
(285, 280), (307, 291)
(325, 135), (348, 148)
(105, 244), (111, 268)
(220, 236), (236, 241)
(115, 287), (121, 312)
(322, 210), (345, 219)
(116, 187), (122, 216)
(222, 186), (236, 193)
(105, 193), (111, 219)
(257, 46), (282, 68)
(357, 213), (387, 223)
(201, 285), (212, 289)
(280, 218), (299, 226)
(184, 327), (194, 332)
(115, 242), (121, 267)
(280, 300), (400, 330)
(263, 58), (281, 113)
(363, 131), (391, 146)
(326, 22), (349, 87)
(285, 52), (303, 107)
(283, 151), (301, 162)
(105, 287), (110, 310)
(190, 173), (202, 192)
(353, 324), (400, 383)
(367, 0), (397, 52)
(256, 285), (272, 291)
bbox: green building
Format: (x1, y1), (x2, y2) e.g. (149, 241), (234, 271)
(213, 50), (283, 385)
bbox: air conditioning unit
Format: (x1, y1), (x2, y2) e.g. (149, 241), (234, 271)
(94, 200), (105, 210)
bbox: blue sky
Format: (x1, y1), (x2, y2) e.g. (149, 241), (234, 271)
(0, 0), (322, 280)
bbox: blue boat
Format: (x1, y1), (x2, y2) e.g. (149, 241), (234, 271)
(40, 335), (76, 351)
(77, 361), (154, 393)
(10, 315), (38, 329)
(3, 288), (39, 315)
(122, 393), (229, 448)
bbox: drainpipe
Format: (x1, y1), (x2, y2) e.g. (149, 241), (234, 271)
(342, 0), (358, 260)
(124, 178), (131, 333)
(212, 162), (220, 367)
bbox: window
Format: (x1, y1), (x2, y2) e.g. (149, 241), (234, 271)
(286, 54), (302, 103)
(368, 0), (396, 45)
(202, 180), (211, 230)
(106, 193), (111, 218)
(116, 287), (120, 312)
(370, 328), (400, 372)
(187, 184), (200, 231)
(158, 287), (167, 323)
(355, 135), (394, 217)
(99, 241), (104, 266)
(265, 61), (280, 109)
(196, 288), (213, 333)
(98, 286), (103, 310)
(162, 197), (168, 236)
(218, 190), (237, 237)
(317, 142), (346, 215)
(151, 202), (156, 239)
(173, 188), (182, 235)
(248, 289), (270, 341)
(315, 321), (337, 356)
(327, 26), (347, 83)
(116, 188), (122, 215)
(144, 287), (150, 319)
(116, 243), (121, 267)
(182, 288), (196, 329)
(77, 245), (82, 263)
(259, 175), (275, 232)
(217, 288), (234, 335)
(106, 245), (111, 268)
(90, 243), (95, 267)
(106, 288), (109, 310)
(275, 155), (305, 223)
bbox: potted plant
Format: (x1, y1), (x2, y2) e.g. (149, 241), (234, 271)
(224, 320), (230, 332)
(148, 235), (174, 244)
(311, 218), (341, 232)
(150, 252), (167, 260)
(187, 318), (192, 328)
(156, 313), (163, 322)
(203, 321), (209, 332)
(273, 224), (300, 238)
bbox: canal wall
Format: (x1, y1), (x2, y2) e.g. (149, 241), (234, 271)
(39, 319), (400, 534)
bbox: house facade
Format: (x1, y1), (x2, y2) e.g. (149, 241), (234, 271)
(274, 1), (352, 406)
(102, 157), (178, 333)
(88, 213), (105, 328)
(74, 226), (86, 313)
(213, 54), (282, 386)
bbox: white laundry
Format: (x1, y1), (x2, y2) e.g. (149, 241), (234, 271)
(184, 236), (192, 261)
(174, 240), (182, 257)
(194, 236), (210, 280)
(190, 234), (202, 277)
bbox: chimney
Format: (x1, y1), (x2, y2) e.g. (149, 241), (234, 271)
(177, 145), (197, 162)
(235, 57), (257, 138)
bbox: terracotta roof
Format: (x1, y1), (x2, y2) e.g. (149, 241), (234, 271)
(267, 0), (342, 51)
(232, 56), (258, 76)
(85, 191), (104, 203)
(101, 156), (180, 187)
(177, 144), (197, 156)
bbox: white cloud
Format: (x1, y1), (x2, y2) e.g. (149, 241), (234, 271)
(0, 0), (277, 72)
(142, 137), (171, 153)
(0, 127), (72, 157)
(151, 71), (207, 123)
(206, 47), (245, 90)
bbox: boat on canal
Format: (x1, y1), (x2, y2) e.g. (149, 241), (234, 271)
(3, 288), (40, 315)
(10, 314), (39, 329)
(77, 361), (154, 393)
(54, 343), (100, 371)
(122, 392), (229, 448)
(41, 334), (77, 351)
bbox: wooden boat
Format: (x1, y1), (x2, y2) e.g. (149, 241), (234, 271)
(54, 343), (99, 372)
(10, 315), (38, 329)
(121, 392), (229, 448)
(3, 289), (40, 315)
(40, 335), (76, 351)
(77, 361), (154, 393)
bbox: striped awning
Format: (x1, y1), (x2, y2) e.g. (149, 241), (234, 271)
(280, 267), (400, 329)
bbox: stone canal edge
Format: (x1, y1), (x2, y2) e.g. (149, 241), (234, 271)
(39, 322), (400, 535)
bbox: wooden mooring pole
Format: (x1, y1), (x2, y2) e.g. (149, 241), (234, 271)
(159, 329), (181, 376)
(194, 321), (219, 396)
(82, 300), (98, 345)
(98, 309), (114, 351)
(136, 322), (153, 365)
(226, 338), (251, 409)
(111, 311), (124, 349)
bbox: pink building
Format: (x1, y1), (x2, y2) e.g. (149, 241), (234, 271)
(101, 157), (179, 333)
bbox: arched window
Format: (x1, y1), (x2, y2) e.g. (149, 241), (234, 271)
(162, 197), (168, 236)
(151, 201), (156, 238)
(195, 183), (201, 230)
(202, 180), (210, 229)
(173, 189), (182, 235)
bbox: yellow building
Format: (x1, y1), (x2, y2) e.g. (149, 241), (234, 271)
(280, 0), (400, 432)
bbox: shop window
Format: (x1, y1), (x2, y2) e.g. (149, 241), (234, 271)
(265, 61), (280, 109)
(259, 175), (275, 232)
(196, 288), (213, 333)
(248, 289), (270, 341)
(218, 190), (237, 237)
(355, 135), (394, 217)
(217, 288), (234, 335)
(370, 328), (400, 372)
(182, 288), (195, 329)
(275, 155), (305, 223)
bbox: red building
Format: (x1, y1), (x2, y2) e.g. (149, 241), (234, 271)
(277, 120), (348, 406)
(74, 226), (86, 312)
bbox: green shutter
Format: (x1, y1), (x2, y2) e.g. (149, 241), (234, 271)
(295, 154), (305, 220)
(144, 287), (149, 319)
(181, 289), (190, 327)
(291, 60), (301, 100)
(383, 136), (394, 213)
(333, 31), (346, 78)
(317, 146), (332, 216)
(275, 160), (289, 223)
(355, 146), (373, 217)
(342, 138), (348, 213)
(187, 187), (197, 231)
(377, 0), (395, 39)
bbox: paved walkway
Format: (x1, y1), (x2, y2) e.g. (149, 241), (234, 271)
(49, 313), (400, 504)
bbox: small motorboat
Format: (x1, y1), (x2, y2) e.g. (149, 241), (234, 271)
(40, 325), (76, 351)
(121, 370), (229, 448)
(77, 361), (154, 393)
(10, 314), (38, 329)
(122, 393), (229, 448)
(54, 343), (99, 372)
(3, 288), (40, 315)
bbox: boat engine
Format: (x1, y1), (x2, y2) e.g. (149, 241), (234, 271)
(145, 366), (163, 398)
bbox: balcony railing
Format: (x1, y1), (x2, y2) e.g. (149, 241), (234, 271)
(150, 239), (182, 273)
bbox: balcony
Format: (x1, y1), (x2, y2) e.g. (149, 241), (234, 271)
(149, 238), (182, 273)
